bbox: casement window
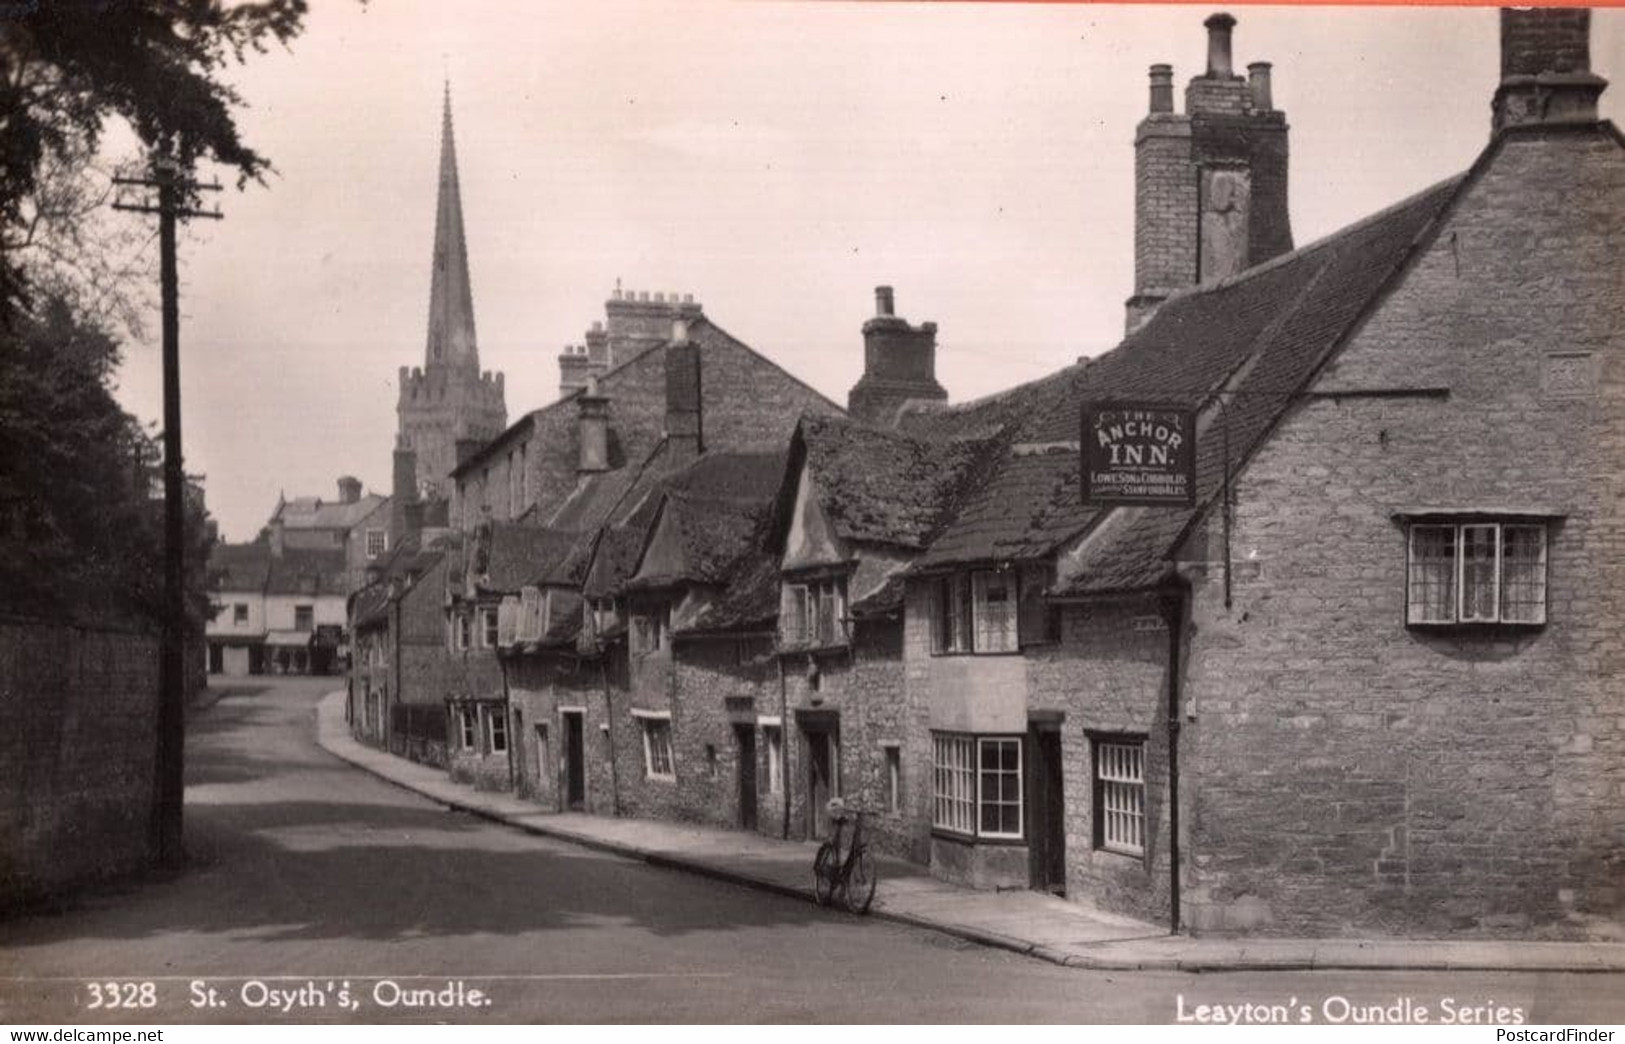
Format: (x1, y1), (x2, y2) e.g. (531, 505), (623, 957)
(1093, 736), (1146, 856)
(932, 733), (1023, 840)
(233, 603), (249, 625)
(486, 705), (508, 754)
(365, 529), (387, 559)
(631, 605), (669, 654)
(781, 576), (847, 648)
(458, 706), (477, 751)
(1406, 521), (1547, 626)
(452, 612), (472, 651)
(590, 598), (617, 639)
(883, 744), (902, 815)
(480, 606), (499, 648)
(764, 725), (783, 795)
(518, 586), (543, 643)
(294, 604), (314, 632)
(930, 569), (1018, 655)
(635, 712), (675, 780)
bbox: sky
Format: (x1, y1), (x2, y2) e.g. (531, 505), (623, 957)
(103, 1), (1624, 543)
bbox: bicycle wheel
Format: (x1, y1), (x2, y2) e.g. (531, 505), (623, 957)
(841, 847), (877, 914)
(813, 841), (839, 906)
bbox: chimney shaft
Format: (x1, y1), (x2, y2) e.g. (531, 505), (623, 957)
(1204, 13), (1237, 77)
(1248, 61), (1273, 111)
(850, 287), (947, 425)
(578, 376), (610, 473)
(1149, 64), (1175, 114)
(1493, 8), (1606, 133)
(875, 286), (895, 317)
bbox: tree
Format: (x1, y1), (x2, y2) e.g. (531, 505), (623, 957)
(0, 0), (309, 327)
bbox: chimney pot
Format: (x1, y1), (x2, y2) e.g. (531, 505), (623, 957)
(875, 285), (896, 317)
(1204, 12), (1237, 78)
(1248, 61), (1273, 110)
(1149, 64), (1175, 113)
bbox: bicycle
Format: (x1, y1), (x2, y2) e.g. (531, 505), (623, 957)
(812, 799), (878, 914)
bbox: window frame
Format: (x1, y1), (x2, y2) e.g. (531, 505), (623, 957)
(929, 569), (1022, 656)
(293, 604), (314, 632)
(479, 606), (500, 649)
(764, 724), (783, 795)
(631, 603), (669, 654)
(1091, 734), (1146, 858)
(458, 706), (477, 751)
(634, 710), (675, 781)
(486, 704), (508, 754)
(781, 574), (848, 649)
(232, 603), (249, 626)
(365, 528), (387, 559)
(1405, 520), (1548, 627)
(931, 732), (1023, 841)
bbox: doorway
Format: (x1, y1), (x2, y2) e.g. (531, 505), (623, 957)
(802, 721), (839, 839)
(1027, 722), (1067, 895)
(561, 711), (586, 811)
(734, 724), (758, 832)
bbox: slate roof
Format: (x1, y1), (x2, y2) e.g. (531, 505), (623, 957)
(793, 414), (992, 551)
(273, 493), (386, 532)
(209, 542), (272, 592)
(680, 547), (781, 635)
(581, 526), (647, 601)
(264, 548), (348, 596)
(624, 492), (769, 592)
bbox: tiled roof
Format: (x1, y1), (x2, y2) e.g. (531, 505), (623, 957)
(209, 542), (272, 592)
(478, 523), (581, 593)
(796, 414), (991, 550)
(273, 493), (387, 532)
(680, 548), (780, 635)
(1042, 176), (1464, 595)
(582, 526), (646, 600)
(264, 548), (348, 596)
(624, 491), (768, 591)
(350, 582), (392, 629)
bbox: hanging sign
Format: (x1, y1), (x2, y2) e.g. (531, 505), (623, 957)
(1081, 402), (1197, 507)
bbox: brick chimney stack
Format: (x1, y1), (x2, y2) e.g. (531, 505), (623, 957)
(847, 286), (948, 426)
(1493, 8), (1606, 133)
(1126, 12), (1293, 335)
(337, 475), (362, 504)
(389, 439), (420, 549)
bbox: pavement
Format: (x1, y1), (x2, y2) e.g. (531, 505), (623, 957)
(314, 690), (1625, 975)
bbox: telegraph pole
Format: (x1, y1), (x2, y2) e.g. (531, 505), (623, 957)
(113, 159), (221, 870)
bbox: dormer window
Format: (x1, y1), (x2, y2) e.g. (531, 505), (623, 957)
(1406, 520), (1548, 626)
(930, 569), (1017, 655)
(781, 576), (847, 649)
(631, 603), (669, 654)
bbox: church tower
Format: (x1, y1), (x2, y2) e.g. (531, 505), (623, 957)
(396, 84), (507, 501)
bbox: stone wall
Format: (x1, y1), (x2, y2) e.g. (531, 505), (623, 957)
(1181, 127), (1625, 937)
(0, 619), (158, 907)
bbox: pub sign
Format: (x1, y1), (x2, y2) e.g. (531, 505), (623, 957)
(1081, 402), (1197, 507)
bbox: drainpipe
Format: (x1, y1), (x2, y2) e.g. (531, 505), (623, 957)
(497, 649), (516, 793)
(1158, 577), (1190, 935)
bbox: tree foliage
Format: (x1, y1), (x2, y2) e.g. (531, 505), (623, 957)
(0, 294), (213, 627)
(1, 0), (309, 325)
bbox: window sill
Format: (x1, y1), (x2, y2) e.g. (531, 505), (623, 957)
(1093, 845), (1148, 866)
(928, 650), (1022, 658)
(1405, 621), (1546, 634)
(644, 773), (676, 785)
(931, 829), (1027, 847)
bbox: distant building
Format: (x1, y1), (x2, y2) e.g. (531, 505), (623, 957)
(395, 85), (506, 507)
(267, 476), (390, 591)
(206, 544), (348, 675)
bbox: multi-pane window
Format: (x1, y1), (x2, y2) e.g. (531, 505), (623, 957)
(979, 738), (1022, 837)
(638, 714), (675, 779)
(1407, 522), (1547, 626)
(933, 734), (1023, 839)
(455, 613), (472, 651)
(781, 577), (846, 648)
(233, 603), (248, 625)
(486, 705), (508, 754)
(933, 734), (976, 834)
(365, 529), (386, 559)
(931, 570), (1019, 655)
(1094, 737), (1146, 856)
(480, 607), (499, 648)
(294, 604), (314, 632)
(458, 707), (477, 751)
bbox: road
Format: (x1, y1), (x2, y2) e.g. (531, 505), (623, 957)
(2, 677), (1622, 1024)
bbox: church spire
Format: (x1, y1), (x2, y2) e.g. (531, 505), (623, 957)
(424, 81), (478, 370)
